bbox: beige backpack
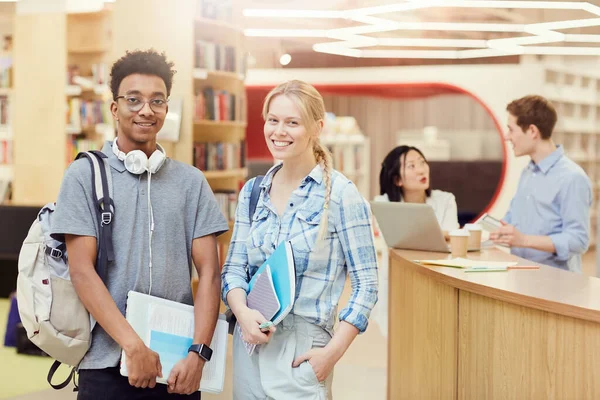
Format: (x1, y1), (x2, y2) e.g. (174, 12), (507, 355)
(16, 150), (114, 389)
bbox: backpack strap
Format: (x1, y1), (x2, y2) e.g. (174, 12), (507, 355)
(47, 360), (76, 390)
(248, 175), (264, 225)
(247, 175), (264, 282)
(44, 152), (115, 391)
(75, 151), (115, 283)
(246, 175), (264, 282)
(225, 175), (264, 335)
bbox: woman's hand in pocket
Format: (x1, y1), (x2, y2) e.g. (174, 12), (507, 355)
(292, 347), (336, 382)
(237, 307), (276, 345)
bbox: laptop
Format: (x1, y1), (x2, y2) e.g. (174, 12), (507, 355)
(370, 201), (477, 253)
(370, 201), (450, 252)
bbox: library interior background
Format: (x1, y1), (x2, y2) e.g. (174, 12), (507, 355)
(2, 0), (600, 399)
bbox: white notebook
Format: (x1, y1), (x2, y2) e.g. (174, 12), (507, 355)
(119, 291), (228, 394)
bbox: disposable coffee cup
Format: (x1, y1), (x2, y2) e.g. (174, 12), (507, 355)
(464, 223), (483, 251)
(449, 229), (470, 258)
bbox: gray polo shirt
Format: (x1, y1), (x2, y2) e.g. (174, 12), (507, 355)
(51, 141), (229, 370)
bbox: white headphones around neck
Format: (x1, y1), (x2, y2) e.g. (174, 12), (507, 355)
(112, 137), (166, 175)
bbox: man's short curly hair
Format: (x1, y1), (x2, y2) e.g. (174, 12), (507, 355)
(110, 49), (176, 100)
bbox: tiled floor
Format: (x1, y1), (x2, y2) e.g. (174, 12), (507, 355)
(6, 250), (598, 400)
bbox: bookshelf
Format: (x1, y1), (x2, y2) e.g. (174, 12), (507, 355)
(540, 65), (600, 250)
(321, 115), (371, 198)
(65, 8), (113, 165)
(193, 0), (248, 249)
(0, 38), (12, 203)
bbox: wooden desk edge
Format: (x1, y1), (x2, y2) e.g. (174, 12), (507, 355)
(390, 250), (600, 324)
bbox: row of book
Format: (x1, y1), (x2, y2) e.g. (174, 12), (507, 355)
(0, 140), (12, 164)
(195, 41), (243, 74)
(193, 142), (245, 171)
(198, 0), (233, 22)
(195, 88), (242, 121)
(214, 190), (237, 222)
(67, 98), (112, 132)
(0, 96), (8, 126)
(66, 139), (100, 164)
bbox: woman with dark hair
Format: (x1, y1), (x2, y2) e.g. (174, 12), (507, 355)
(376, 145), (458, 233)
(371, 145), (458, 337)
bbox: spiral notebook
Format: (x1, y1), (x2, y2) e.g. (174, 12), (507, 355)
(238, 264), (280, 355)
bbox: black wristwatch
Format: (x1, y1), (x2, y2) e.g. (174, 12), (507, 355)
(188, 344), (213, 362)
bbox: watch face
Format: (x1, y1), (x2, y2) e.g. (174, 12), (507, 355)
(200, 345), (213, 361)
(190, 344), (213, 361)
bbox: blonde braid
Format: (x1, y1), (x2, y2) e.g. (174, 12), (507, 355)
(313, 139), (333, 242)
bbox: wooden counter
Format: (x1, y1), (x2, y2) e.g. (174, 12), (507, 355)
(388, 248), (600, 400)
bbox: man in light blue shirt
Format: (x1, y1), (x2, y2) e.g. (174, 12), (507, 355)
(491, 95), (592, 273)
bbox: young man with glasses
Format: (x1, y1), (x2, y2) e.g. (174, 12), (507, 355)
(51, 50), (229, 398)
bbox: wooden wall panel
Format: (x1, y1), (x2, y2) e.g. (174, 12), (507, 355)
(459, 291), (600, 400)
(389, 255), (458, 400)
(13, 12), (66, 205)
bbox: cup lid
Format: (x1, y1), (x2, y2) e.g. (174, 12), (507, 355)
(464, 223), (482, 231)
(449, 229), (470, 237)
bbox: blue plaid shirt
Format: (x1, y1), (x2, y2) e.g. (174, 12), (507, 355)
(221, 163), (378, 333)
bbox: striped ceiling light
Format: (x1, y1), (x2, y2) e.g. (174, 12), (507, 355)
(243, 1), (600, 59)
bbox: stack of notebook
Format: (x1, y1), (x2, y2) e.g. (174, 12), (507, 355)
(238, 240), (296, 355)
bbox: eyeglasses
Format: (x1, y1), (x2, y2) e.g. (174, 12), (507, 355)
(115, 95), (169, 113)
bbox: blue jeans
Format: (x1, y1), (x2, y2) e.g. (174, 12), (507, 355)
(77, 367), (201, 400)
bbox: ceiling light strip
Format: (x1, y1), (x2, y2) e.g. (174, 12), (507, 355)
(242, 9), (345, 19)
(459, 48), (518, 59)
(522, 46), (600, 55)
(360, 49), (460, 59)
(244, 29), (328, 38)
(328, 36), (380, 48)
(565, 33), (600, 42)
(581, 3), (600, 16)
(330, 22), (526, 37)
(377, 38), (488, 48)
(345, 1), (440, 17)
(419, 1), (586, 10)
(243, 1), (589, 20)
(527, 17), (600, 30)
(313, 43), (362, 57)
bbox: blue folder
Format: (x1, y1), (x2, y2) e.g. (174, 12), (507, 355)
(248, 241), (296, 325)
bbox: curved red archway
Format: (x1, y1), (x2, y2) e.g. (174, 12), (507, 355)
(245, 82), (507, 223)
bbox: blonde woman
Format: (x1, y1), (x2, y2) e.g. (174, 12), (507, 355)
(221, 80), (378, 399)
